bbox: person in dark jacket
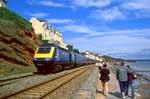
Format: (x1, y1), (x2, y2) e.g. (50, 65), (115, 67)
(100, 63), (110, 96)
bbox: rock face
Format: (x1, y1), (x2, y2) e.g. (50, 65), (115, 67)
(0, 8), (41, 75)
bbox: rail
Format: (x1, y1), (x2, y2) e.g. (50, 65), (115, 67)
(0, 73), (34, 87)
(3, 65), (93, 99)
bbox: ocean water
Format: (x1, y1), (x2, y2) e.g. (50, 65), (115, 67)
(125, 60), (150, 86)
(127, 60), (150, 76)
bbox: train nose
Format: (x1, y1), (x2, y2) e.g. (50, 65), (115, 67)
(32, 58), (52, 67)
(33, 58), (52, 62)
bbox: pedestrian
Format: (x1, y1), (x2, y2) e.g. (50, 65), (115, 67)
(100, 63), (110, 96)
(116, 62), (128, 99)
(126, 65), (136, 99)
(98, 62), (103, 70)
(96, 62), (99, 67)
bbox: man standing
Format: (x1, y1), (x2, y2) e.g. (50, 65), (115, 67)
(100, 64), (110, 96)
(116, 62), (128, 98)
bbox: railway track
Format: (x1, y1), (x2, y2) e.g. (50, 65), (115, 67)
(2, 65), (94, 99)
(0, 73), (34, 87)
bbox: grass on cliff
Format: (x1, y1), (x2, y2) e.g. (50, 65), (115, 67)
(0, 8), (32, 30)
(0, 19), (27, 43)
(0, 8), (42, 77)
(0, 60), (37, 78)
(0, 18), (37, 55)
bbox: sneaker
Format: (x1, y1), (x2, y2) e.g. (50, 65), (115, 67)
(122, 92), (126, 99)
(122, 96), (125, 99)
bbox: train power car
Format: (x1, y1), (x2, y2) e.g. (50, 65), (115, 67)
(32, 43), (95, 73)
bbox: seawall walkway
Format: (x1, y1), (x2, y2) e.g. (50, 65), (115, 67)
(95, 70), (120, 99)
(73, 66), (121, 99)
(73, 65), (145, 99)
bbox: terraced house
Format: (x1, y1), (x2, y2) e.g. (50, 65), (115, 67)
(0, 0), (7, 8)
(84, 51), (103, 61)
(29, 17), (68, 49)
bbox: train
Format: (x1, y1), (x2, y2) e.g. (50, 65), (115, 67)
(32, 43), (96, 73)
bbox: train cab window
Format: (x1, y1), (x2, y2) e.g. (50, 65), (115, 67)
(37, 47), (51, 54)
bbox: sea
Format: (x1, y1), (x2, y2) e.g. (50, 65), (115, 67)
(125, 60), (150, 86)
(127, 60), (150, 76)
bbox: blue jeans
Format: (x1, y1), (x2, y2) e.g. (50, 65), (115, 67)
(128, 80), (136, 98)
(119, 81), (128, 94)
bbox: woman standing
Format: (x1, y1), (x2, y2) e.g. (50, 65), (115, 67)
(100, 64), (110, 96)
(126, 65), (136, 99)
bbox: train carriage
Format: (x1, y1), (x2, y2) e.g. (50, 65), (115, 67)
(33, 43), (95, 74)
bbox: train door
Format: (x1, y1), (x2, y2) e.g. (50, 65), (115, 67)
(69, 53), (72, 63)
(55, 48), (60, 61)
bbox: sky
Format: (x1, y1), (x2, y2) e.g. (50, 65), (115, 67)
(7, 0), (150, 59)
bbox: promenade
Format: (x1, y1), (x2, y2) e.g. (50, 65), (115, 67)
(73, 65), (149, 99)
(73, 66), (122, 99)
(95, 71), (120, 99)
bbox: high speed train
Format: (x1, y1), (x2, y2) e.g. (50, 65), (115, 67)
(32, 43), (95, 73)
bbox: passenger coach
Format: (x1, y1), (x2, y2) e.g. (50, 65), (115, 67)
(33, 43), (95, 73)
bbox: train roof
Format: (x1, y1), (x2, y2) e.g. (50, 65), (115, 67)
(40, 43), (60, 47)
(40, 43), (84, 56)
(40, 43), (68, 51)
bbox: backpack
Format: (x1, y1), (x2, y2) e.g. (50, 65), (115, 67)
(128, 72), (136, 81)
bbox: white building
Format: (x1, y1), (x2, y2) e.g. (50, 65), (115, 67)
(0, 0), (7, 8)
(84, 51), (102, 62)
(29, 17), (48, 40)
(29, 17), (67, 49)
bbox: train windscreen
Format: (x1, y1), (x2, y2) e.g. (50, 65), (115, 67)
(37, 47), (51, 54)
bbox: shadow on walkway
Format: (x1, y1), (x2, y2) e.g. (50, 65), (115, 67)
(109, 91), (121, 98)
(96, 89), (103, 94)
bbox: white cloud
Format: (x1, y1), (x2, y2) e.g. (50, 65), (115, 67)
(120, 0), (150, 18)
(60, 23), (150, 59)
(61, 24), (94, 34)
(90, 7), (125, 21)
(61, 22), (150, 38)
(27, 0), (64, 7)
(47, 19), (74, 24)
(121, 0), (150, 11)
(67, 35), (150, 58)
(26, 12), (49, 18)
(27, 0), (37, 5)
(72, 0), (112, 8)
(40, 1), (64, 7)
(87, 28), (150, 37)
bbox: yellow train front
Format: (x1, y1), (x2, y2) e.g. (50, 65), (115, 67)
(33, 44), (96, 74)
(32, 45), (55, 73)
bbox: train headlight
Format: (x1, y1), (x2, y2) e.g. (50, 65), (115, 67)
(33, 58), (37, 60)
(45, 58), (51, 61)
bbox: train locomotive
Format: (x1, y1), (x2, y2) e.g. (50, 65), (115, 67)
(33, 43), (95, 73)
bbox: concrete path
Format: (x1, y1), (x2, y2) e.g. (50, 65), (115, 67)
(72, 67), (98, 99)
(95, 72), (121, 99)
(73, 66), (145, 99)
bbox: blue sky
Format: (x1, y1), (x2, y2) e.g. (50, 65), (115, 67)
(7, 0), (150, 59)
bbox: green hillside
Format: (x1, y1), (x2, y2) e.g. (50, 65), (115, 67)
(0, 8), (41, 77)
(0, 8), (31, 30)
(102, 55), (124, 62)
